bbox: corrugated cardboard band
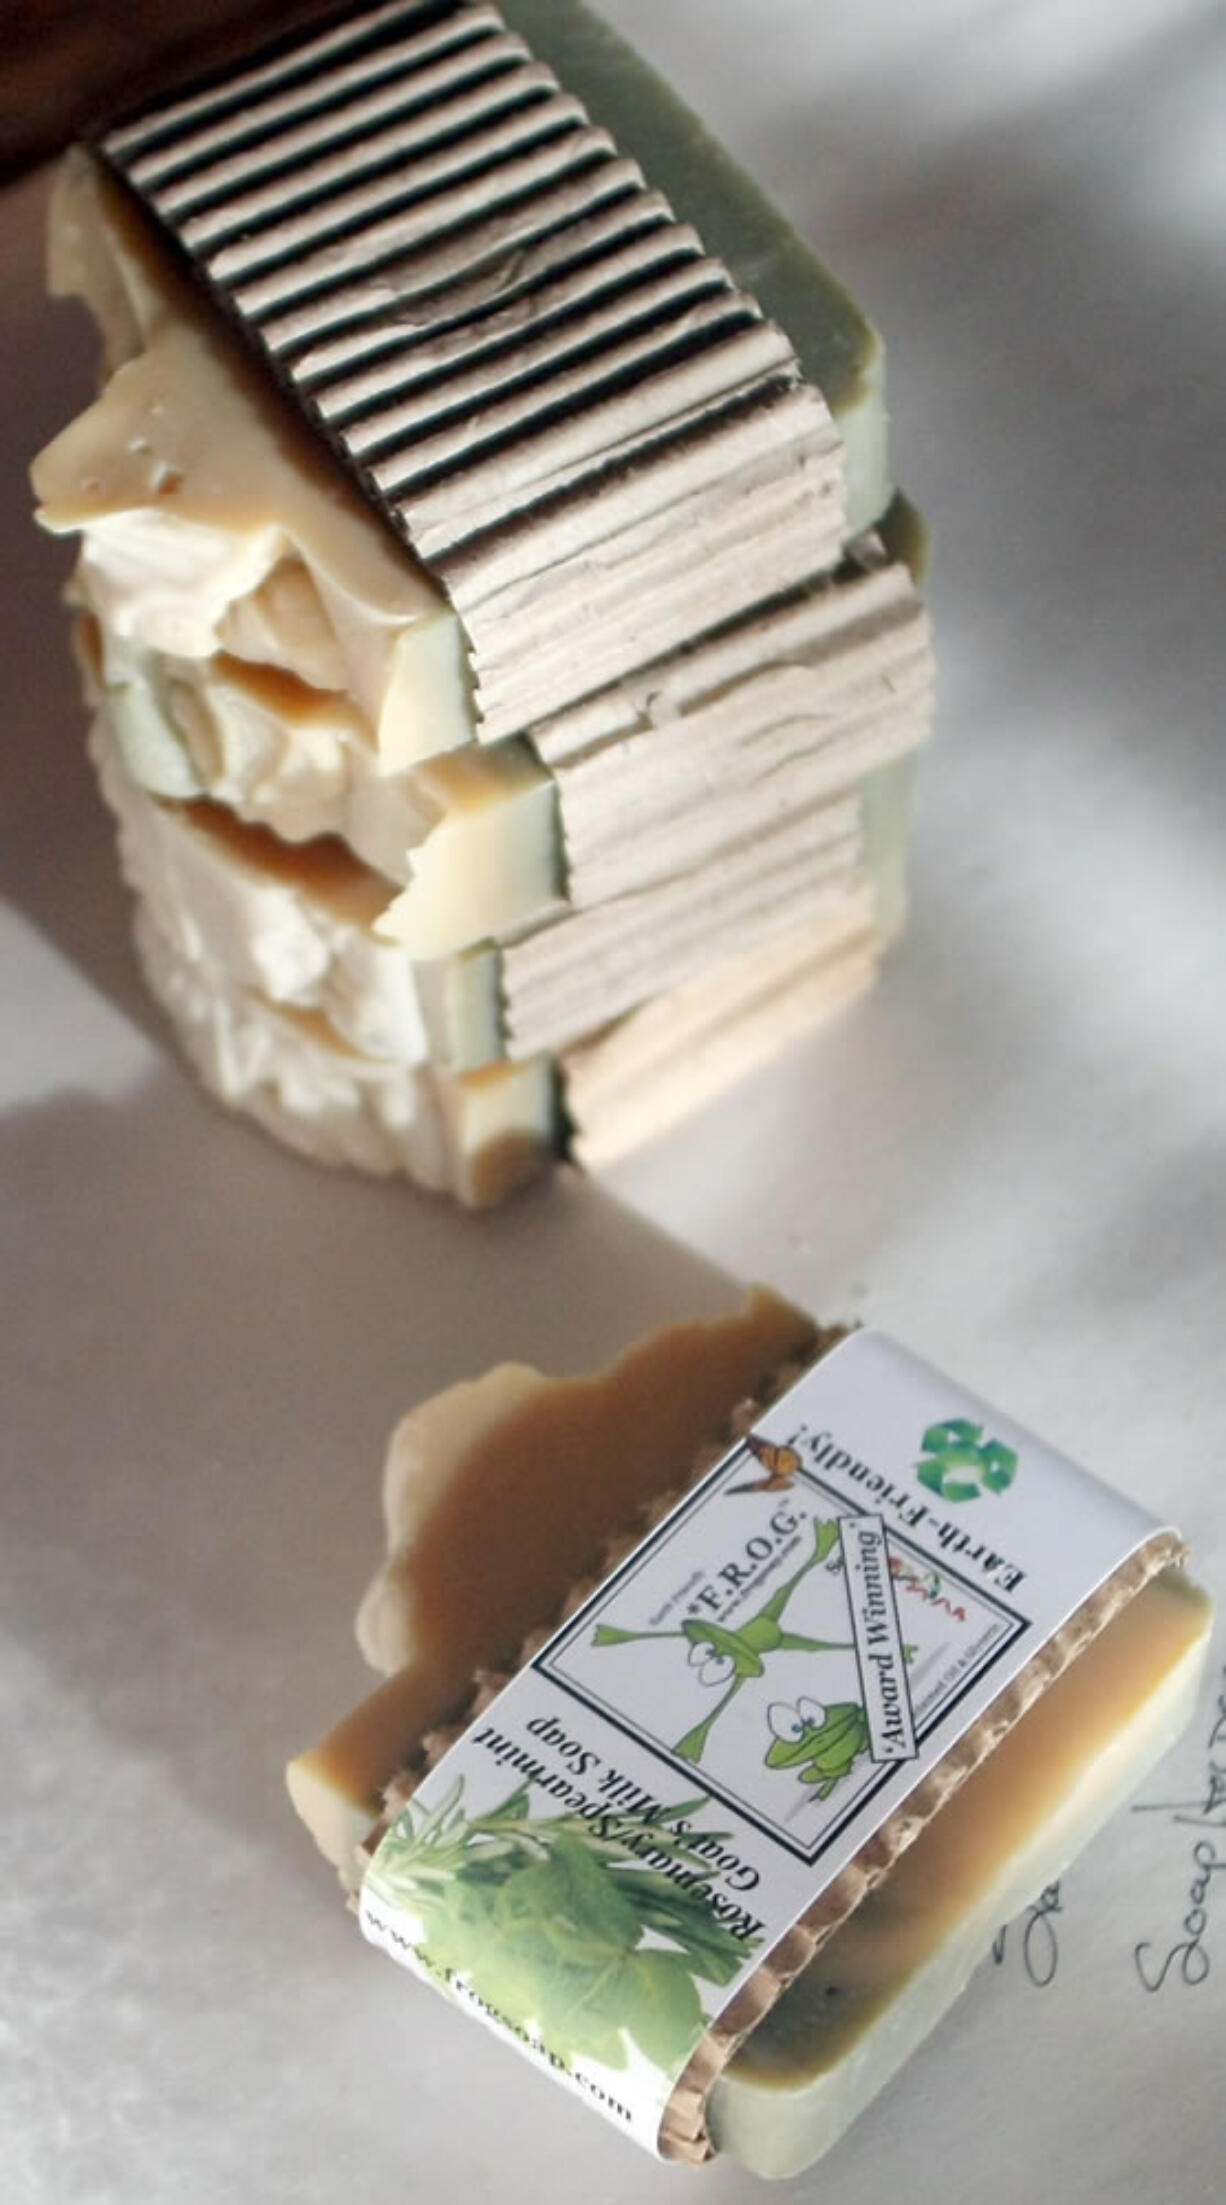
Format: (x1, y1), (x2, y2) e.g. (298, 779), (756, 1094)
(92, 0), (848, 744)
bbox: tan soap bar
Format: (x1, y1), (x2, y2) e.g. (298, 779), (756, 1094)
(377, 1563), (1205, 2177)
(290, 1312), (1207, 2180)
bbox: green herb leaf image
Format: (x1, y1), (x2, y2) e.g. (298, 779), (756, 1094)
(616, 1950), (705, 2067)
(367, 1785), (755, 2076)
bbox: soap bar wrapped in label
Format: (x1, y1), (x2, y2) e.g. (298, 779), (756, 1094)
(361, 1329), (1174, 2156)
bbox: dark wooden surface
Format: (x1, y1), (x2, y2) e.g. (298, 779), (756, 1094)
(0, 0), (343, 180)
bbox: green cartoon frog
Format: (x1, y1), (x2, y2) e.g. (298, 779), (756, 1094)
(592, 1518), (853, 1763)
(764, 1696), (870, 1797)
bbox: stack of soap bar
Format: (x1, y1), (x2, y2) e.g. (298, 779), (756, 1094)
(287, 1296), (1210, 2177)
(33, 0), (934, 1203)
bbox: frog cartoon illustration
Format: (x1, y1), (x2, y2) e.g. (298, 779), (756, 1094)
(764, 1696), (870, 1798)
(591, 1517), (853, 1763)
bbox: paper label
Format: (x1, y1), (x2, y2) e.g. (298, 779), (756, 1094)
(360, 1331), (1166, 2153)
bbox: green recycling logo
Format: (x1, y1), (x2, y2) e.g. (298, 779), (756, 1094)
(916, 1418), (1018, 1503)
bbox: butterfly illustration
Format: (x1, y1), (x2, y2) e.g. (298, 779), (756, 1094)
(730, 1433), (803, 1495)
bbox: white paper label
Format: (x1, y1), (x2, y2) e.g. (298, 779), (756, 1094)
(361, 1331), (1166, 2154)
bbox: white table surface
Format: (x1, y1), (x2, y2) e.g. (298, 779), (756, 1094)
(3, 4), (1224, 2200)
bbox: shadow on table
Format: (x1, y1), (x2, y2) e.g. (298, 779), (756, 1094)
(0, 1075), (742, 1878)
(608, 1), (1226, 1333)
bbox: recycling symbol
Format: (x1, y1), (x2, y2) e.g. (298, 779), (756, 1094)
(916, 1418), (1018, 1503)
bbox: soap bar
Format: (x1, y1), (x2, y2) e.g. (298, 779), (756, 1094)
(290, 1317), (1207, 2177)
(118, 786), (886, 1189)
(95, 3), (858, 742)
(88, 533), (929, 915)
(88, 692), (880, 1080)
(88, 623), (910, 1093)
(132, 900), (553, 1206)
(83, 609), (565, 959)
(305, 1571), (1208, 2167)
(47, 162), (927, 969)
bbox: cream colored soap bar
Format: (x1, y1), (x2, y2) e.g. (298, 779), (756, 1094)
(133, 901), (552, 1207)
(94, 627), (439, 876)
(107, 750), (884, 1187)
(87, 661), (895, 1089)
(34, 5), (937, 1199)
(94, 17), (851, 747)
(86, 635), (562, 967)
(38, 154), (473, 766)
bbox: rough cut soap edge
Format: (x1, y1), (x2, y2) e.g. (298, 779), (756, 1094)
(366, 1342), (831, 1827)
(376, 1362), (1185, 2162)
(356, 1290), (824, 1676)
(291, 1331), (829, 1878)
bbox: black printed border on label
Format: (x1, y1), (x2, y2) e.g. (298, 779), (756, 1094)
(537, 1450), (1030, 1866)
